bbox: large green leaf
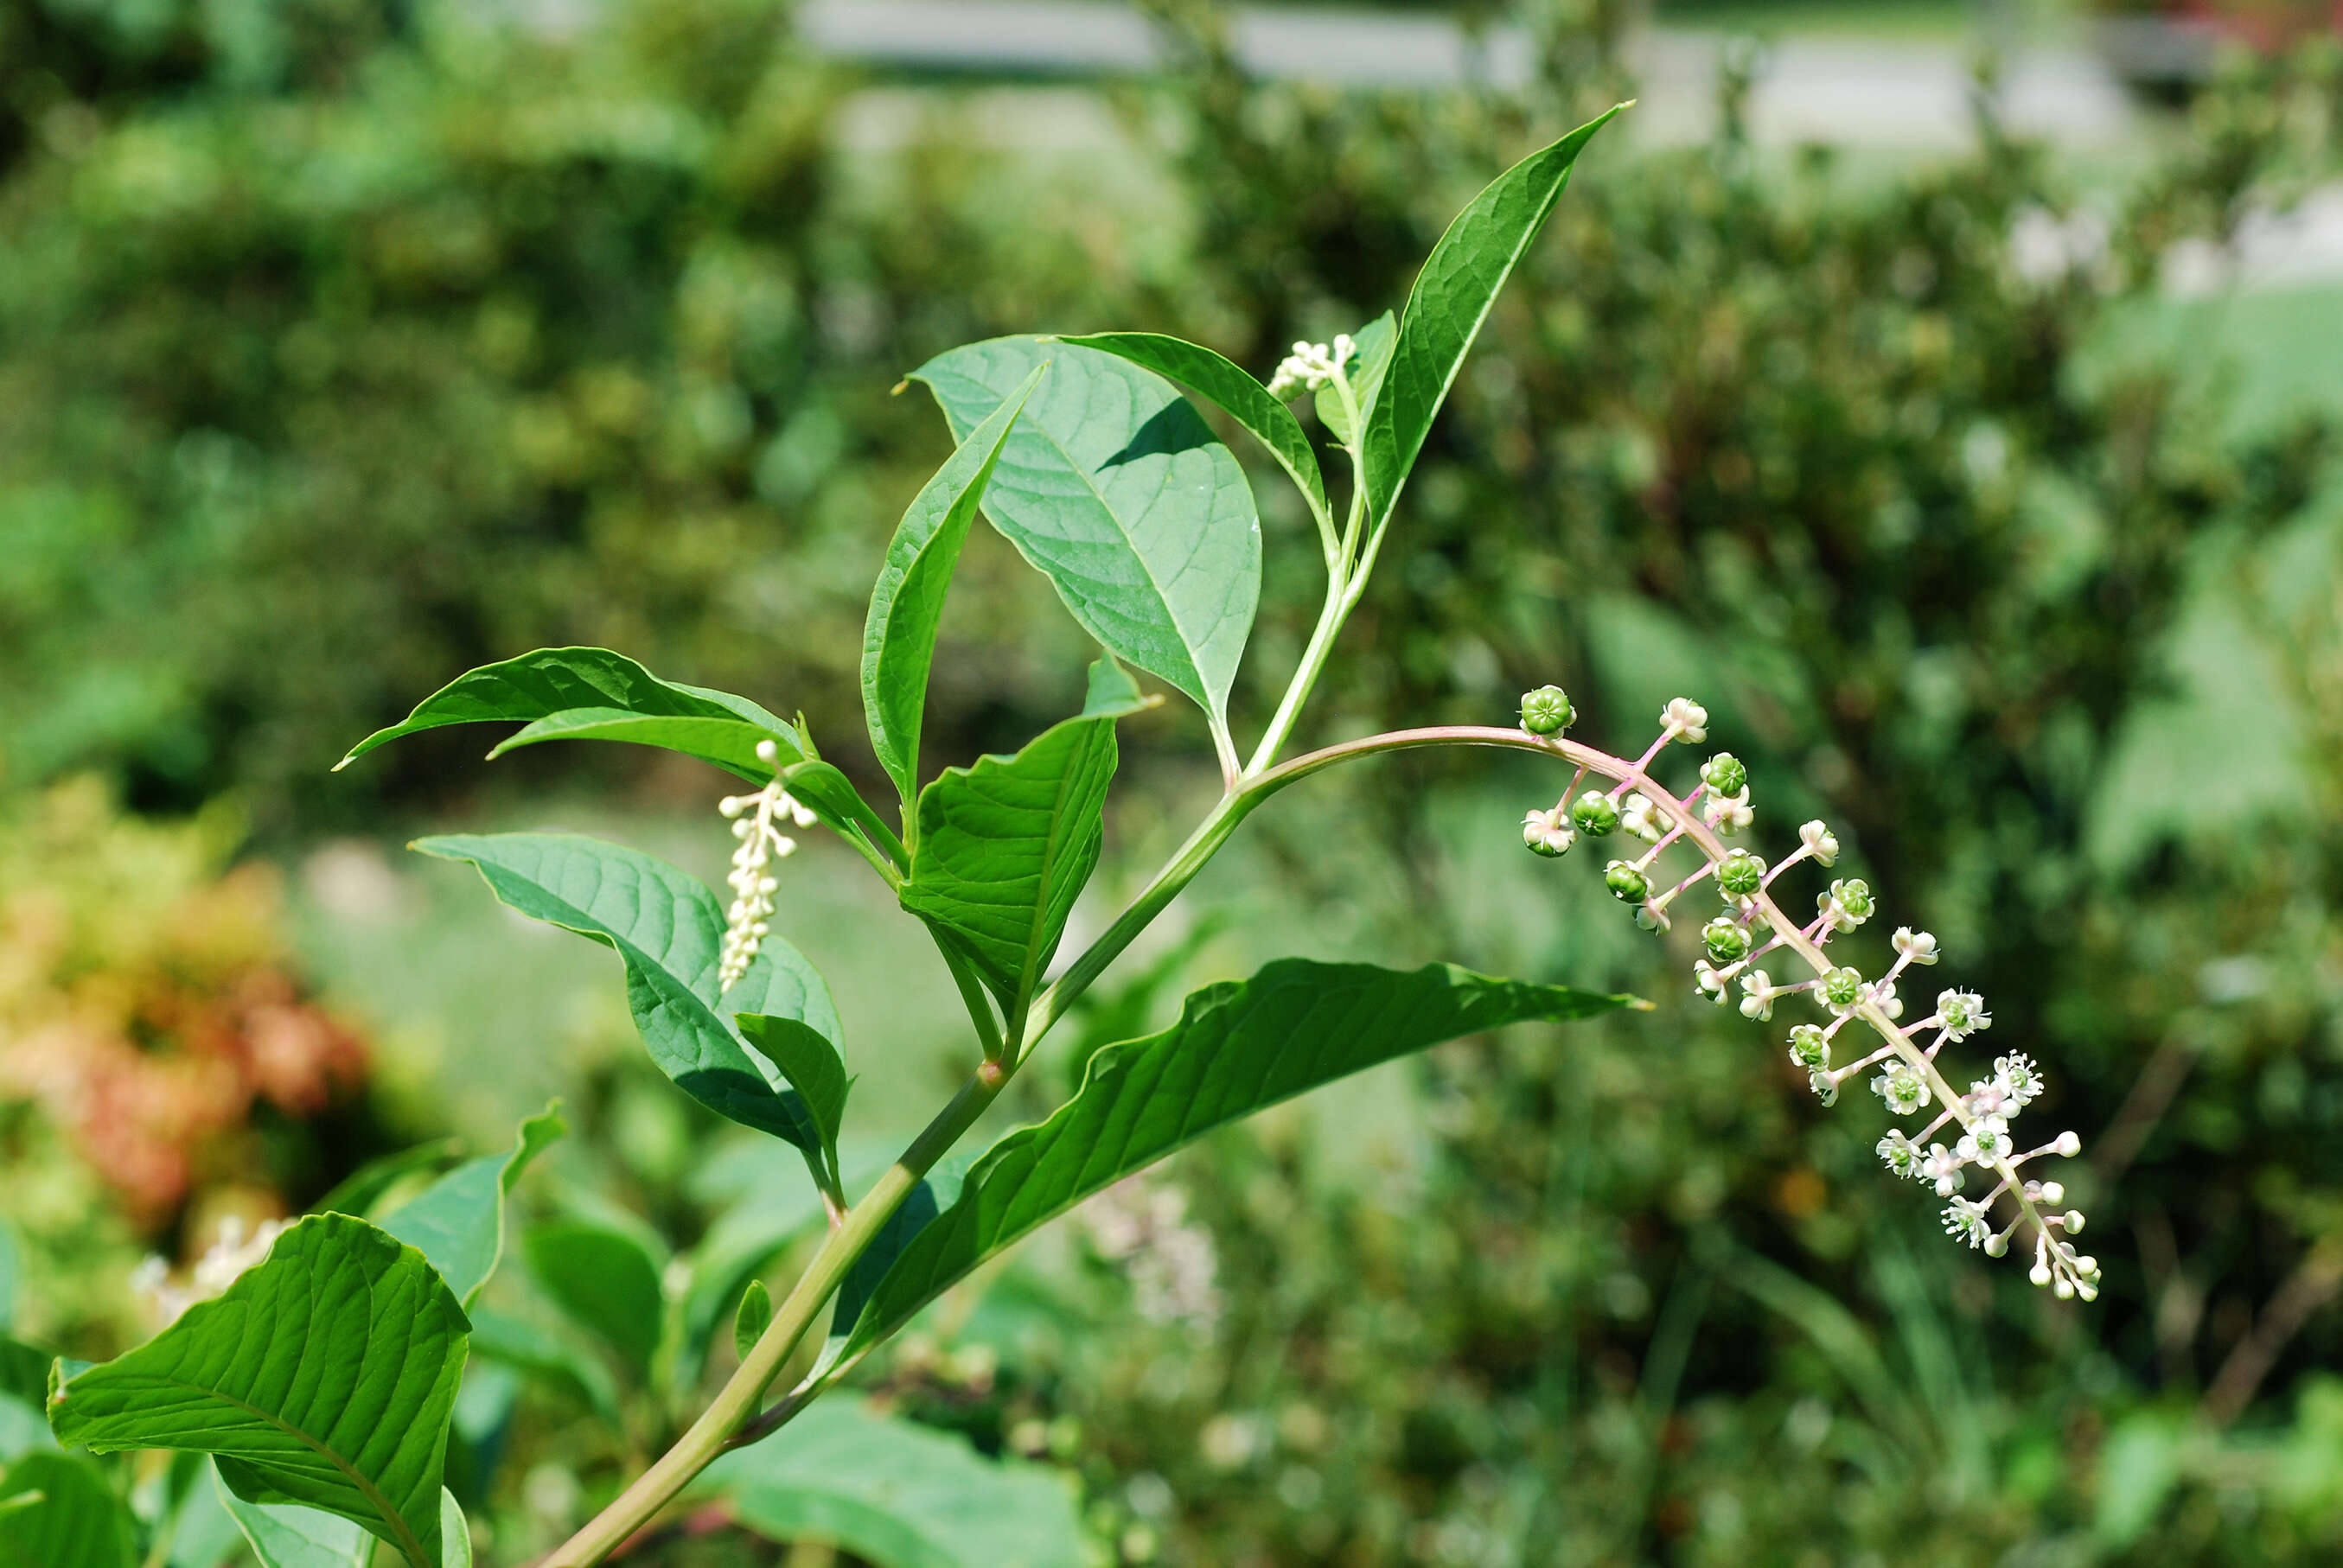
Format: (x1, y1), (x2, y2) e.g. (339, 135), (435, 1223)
(412, 834), (840, 1179)
(910, 337), (1261, 737)
(310, 1139), (463, 1221)
(1361, 108), (1623, 534)
(700, 1394), (1088, 1568)
(0, 1452), (137, 1568)
(835, 960), (1633, 1360)
(48, 1214), (467, 1568)
(523, 1220), (667, 1376)
(336, 647), (808, 781)
(217, 1471), (472, 1568)
(864, 365), (1047, 813)
(378, 1104), (566, 1308)
(897, 660), (1149, 1021)
(1058, 332), (1331, 531)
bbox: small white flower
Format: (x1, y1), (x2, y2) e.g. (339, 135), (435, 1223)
(1520, 806), (1575, 857)
(1877, 1131), (1926, 1182)
(1955, 1120), (2010, 1165)
(1893, 927), (1940, 966)
(1869, 980), (1904, 1022)
(1798, 819), (1840, 867)
(1738, 970), (1776, 1022)
(1266, 335), (1351, 399)
(1634, 901), (1671, 934)
(1808, 1068), (1838, 1106)
(718, 744), (805, 991)
(1786, 1023), (1829, 1068)
(1966, 1078), (2012, 1120)
(1937, 990), (1991, 1040)
(1703, 787), (1753, 837)
(1941, 1197), (1992, 1249)
(1994, 1053), (2043, 1107)
(1662, 697), (1709, 744)
(1922, 1142), (1966, 1196)
(1620, 792), (1665, 842)
(1873, 1066), (1931, 1117)
(1694, 960), (1731, 1005)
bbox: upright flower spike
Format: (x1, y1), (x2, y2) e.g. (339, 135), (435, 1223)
(717, 740), (815, 992)
(1505, 687), (2101, 1301)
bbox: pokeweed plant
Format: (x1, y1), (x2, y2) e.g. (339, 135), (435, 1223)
(16, 101), (2095, 1568)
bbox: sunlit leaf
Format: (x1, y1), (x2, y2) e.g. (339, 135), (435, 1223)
(378, 1104), (566, 1307)
(48, 1214), (466, 1568)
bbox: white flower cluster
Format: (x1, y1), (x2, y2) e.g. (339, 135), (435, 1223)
(1082, 1176), (1223, 1335)
(717, 739), (817, 992)
(130, 1214), (293, 1325)
(1516, 689), (2101, 1300)
(1266, 334), (1354, 399)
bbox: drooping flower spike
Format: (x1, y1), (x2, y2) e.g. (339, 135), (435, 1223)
(1515, 686), (2100, 1301)
(716, 739), (819, 991)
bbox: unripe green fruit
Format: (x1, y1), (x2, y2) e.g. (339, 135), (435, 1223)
(1604, 861), (1650, 902)
(1716, 850), (1765, 898)
(1822, 967), (1866, 1009)
(1787, 1023), (1829, 1068)
(1569, 791), (1620, 837)
(1701, 752), (1747, 796)
(1829, 877), (1874, 922)
(1519, 685), (1574, 736)
(1701, 916), (1752, 966)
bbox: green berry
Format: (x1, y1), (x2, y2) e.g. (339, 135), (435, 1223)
(1701, 752), (1747, 796)
(1829, 877), (1874, 924)
(1518, 685), (1574, 736)
(1604, 860), (1650, 903)
(1701, 916), (1752, 966)
(1716, 850), (1765, 898)
(1821, 967), (1866, 1010)
(1569, 790), (1620, 837)
(1787, 1023), (1829, 1069)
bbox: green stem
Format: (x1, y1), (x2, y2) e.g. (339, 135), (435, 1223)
(539, 1061), (1012, 1568)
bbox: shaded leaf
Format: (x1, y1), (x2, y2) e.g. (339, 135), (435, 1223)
(701, 1394), (1088, 1568)
(838, 960), (1632, 1359)
(216, 1477), (372, 1568)
(910, 337), (1260, 736)
(1059, 332), (1329, 529)
(524, 1221), (667, 1376)
(378, 1104), (566, 1308)
(897, 660), (1148, 1020)
(338, 647), (807, 779)
(48, 1214), (466, 1568)
(0, 1451), (137, 1568)
(465, 1310), (620, 1425)
(1361, 108), (1623, 533)
(864, 365), (1047, 811)
(309, 1140), (463, 1221)
(733, 1280), (773, 1364)
(736, 1016), (850, 1186)
(412, 835), (839, 1181)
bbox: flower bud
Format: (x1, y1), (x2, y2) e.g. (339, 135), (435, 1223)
(1700, 752), (1747, 796)
(1604, 860), (1651, 903)
(1620, 793), (1665, 843)
(1892, 926), (1940, 965)
(1662, 697), (1709, 743)
(1798, 819), (1839, 866)
(2053, 1131), (2080, 1157)
(1569, 790), (1620, 837)
(1518, 685), (1574, 736)
(1703, 787), (1753, 837)
(1716, 850), (1765, 898)
(1701, 916), (1752, 966)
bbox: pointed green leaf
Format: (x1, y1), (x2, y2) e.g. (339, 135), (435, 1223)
(310, 1140), (463, 1221)
(164, 1458), (246, 1568)
(897, 661), (1150, 1019)
(48, 1214), (467, 1568)
(523, 1220), (667, 1376)
(733, 1280), (774, 1364)
(486, 711), (795, 786)
(865, 366), (1047, 811)
(378, 1104), (566, 1308)
(736, 1016), (850, 1183)
(777, 760), (908, 873)
(216, 1470), (372, 1568)
(1362, 107), (1624, 534)
(337, 647), (808, 776)
(700, 1394), (1088, 1568)
(1058, 332), (1331, 531)
(837, 960), (1633, 1360)
(439, 1491), (471, 1568)
(412, 834), (840, 1179)
(0, 1452), (137, 1568)
(1314, 312), (1395, 444)
(465, 1310), (620, 1425)
(910, 337), (1261, 736)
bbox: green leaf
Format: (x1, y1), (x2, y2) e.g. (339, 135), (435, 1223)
(910, 337), (1261, 739)
(378, 1104), (566, 1308)
(486, 711), (795, 786)
(777, 760), (908, 873)
(465, 1310), (620, 1425)
(735, 1016), (851, 1186)
(0, 1452), (137, 1568)
(310, 1139), (463, 1221)
(865, 365), (1048, 812)
(412, 834), (840, 1179)
(1313, 312), (1395, 444)
(523, 1220), (667, 1376)
(337, 647), (808, 778)
(700, 1394), (1088, 1568)
(164, 1458), (246, 1568)
(1058, 332), (1331, 532)
(733, 1279), (773, 1364)
(1361, 107), (1624, 534)
(48, 1214), (467, 1568)
(0, 1335), (54, 1463)
(897, 660), (1150, 1021)
(216, 1477), (372, 1568)
(836, 959), (1632, 1360)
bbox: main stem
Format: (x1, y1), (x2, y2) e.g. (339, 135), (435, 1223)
(539, 1062), (1011, 1568)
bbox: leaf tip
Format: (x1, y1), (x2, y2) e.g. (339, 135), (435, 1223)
(890, 378), (910, 396)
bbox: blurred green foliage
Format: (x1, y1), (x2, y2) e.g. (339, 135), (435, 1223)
(8, 0), (2343, 1564)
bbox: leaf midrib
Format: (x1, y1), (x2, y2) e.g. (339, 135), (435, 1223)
(1008, 723), (1101, 1019)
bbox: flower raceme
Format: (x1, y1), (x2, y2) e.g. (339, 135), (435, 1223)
(1513, 688), (2101, 1301)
